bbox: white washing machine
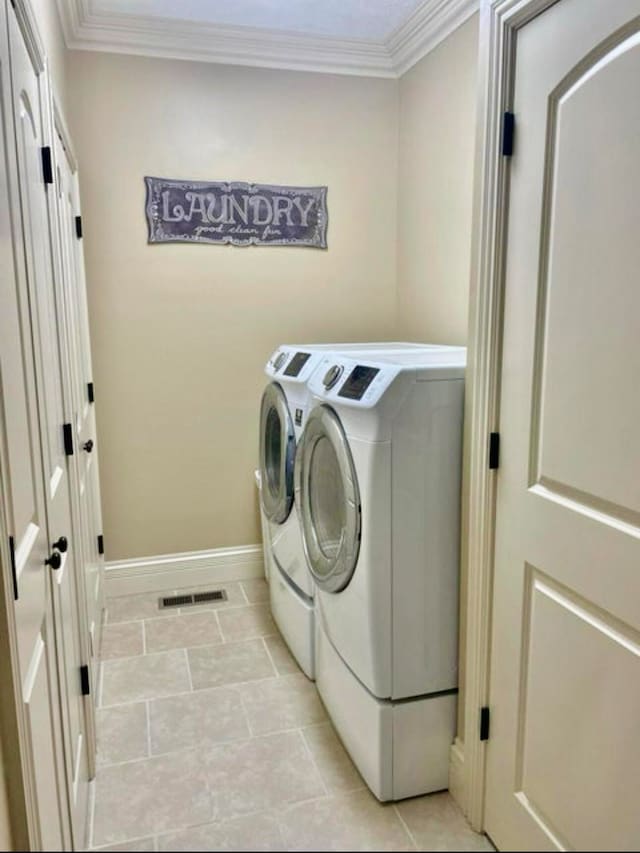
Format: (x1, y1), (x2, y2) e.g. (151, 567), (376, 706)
(259, 343), (447, 679)
(295, 347), (466, 800)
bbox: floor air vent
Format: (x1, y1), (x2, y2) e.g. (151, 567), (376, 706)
(159, 589), (227, 610)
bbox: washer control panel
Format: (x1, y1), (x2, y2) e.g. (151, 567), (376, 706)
(266, 348), (322, 383)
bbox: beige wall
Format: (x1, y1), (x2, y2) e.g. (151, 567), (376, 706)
(67, 51), (399, 560)
(397, 15), (479, 344)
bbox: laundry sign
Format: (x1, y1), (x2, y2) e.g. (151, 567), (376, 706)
(144, 176), (328, 248)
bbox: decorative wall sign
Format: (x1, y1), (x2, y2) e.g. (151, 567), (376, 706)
(145, 176), (327, 248)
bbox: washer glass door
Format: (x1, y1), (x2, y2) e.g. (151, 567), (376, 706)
(259, 383), (295, 523)
(296, 405), (360, 592)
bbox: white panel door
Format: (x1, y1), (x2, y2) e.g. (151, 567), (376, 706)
(54, 129), (105, 675)
(485, 1), (640, 850)
(8, 7), (90, 847)
(0, 10), (67, 852)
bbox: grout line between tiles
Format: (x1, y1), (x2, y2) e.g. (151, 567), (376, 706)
(90, 829), (157, 852)
(184, 647), (194, 692)
(213, 608), (224, 644)
(87, 776), (96, 850)
(145, 700), (152, 758)
(97, 661), (104, 708)
(298, 726), (330, 797)
(392, 803), (421, 851)
(95, 723), (334, 771)
(239, 581), (251, 604)
(237, 688), (255, 738)
(260, 636), (281, 678)
(96, 671), (285, 710)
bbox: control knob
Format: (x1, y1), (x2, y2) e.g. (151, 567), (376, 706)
(323, 364), (343, 390)
(273, 352), (287, 371)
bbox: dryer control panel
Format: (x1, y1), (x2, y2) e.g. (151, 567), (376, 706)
(308, 356), (399, 408)
(338, 365), (380, 400)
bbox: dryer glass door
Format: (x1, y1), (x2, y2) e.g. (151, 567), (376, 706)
(259, 382), (295, 524)
(296, 405), (360, 592)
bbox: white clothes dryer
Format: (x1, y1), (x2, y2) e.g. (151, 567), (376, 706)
(259, 343), (447, 679)
(295, 347), (466, 799)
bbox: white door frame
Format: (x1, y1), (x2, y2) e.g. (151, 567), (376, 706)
(460, 0), (560, 832)
(0, 0), (83, 847)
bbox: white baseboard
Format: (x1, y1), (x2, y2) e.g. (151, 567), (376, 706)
(105, 544), (265, 598)
(449, 737), (467, 814)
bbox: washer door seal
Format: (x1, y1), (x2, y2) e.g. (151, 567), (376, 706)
(295, 405), (361, 593)
(259, 382), (295, 524)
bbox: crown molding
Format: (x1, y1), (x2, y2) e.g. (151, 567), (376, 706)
(388, 0), (480, 76)
(55, 0), (480, 78)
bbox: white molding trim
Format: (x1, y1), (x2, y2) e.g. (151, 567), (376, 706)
(388, 0), (479, 76)
(55, 0), (479, 78)
(52, 96), (78, 175)
(12, 0), (46, 72)
(104, 544), (265, 598)
(460, 0), (560, 832)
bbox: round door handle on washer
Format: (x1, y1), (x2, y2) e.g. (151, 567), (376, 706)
(52, 536), (68, 553)
(45, 551), (62, 570)
(82, 439), (94, 453)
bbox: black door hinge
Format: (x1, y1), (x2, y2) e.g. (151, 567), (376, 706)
(489, 432), (500, 470)
(480, 706), (490, 741)
(75, 215), (83, 239)
(80, 664), (90, 696)
(502, 111), (515, 157)
(8, 536), (18, 601)
(87, 381), (95, 404)
(63, 423), (74, 456)
(97, 534), (104, 555)
(41, 146), (53, 184)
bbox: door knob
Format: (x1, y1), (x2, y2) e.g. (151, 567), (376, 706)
(45, 551), (62, 570)
(52, 536), (68, 553)
(83, 439), (94, 453)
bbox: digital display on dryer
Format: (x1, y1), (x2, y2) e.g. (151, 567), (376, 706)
(338, 366), (380, 400)
(283, 352), (311, 377)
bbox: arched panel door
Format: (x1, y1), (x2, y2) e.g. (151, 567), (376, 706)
(296, 405), (360, 593)
(259, 383), (295, 524)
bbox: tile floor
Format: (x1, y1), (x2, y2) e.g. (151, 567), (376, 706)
(89, 579), (493, 851)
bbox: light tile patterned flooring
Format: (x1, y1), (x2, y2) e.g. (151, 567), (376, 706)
(90, 579), (493, 851)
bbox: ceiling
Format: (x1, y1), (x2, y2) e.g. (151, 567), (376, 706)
(91, 0), (426, 41)
(56, 0), (479, 77)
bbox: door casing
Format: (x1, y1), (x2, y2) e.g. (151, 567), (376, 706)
(458, 0), (565, 832)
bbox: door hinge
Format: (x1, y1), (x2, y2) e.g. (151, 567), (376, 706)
(63, 422), (74, 456)
(87, 381), (95, 404)
(80, 664), (90, 696)
(8, 536), (18, 601)
(75, 215), (83, 239)
(489, 432), (500, 470)
(480, 706), (490, 741)
(97, 534), (104, 555)
(502, 111), (515, 157)
(40, 146), (53, 184)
